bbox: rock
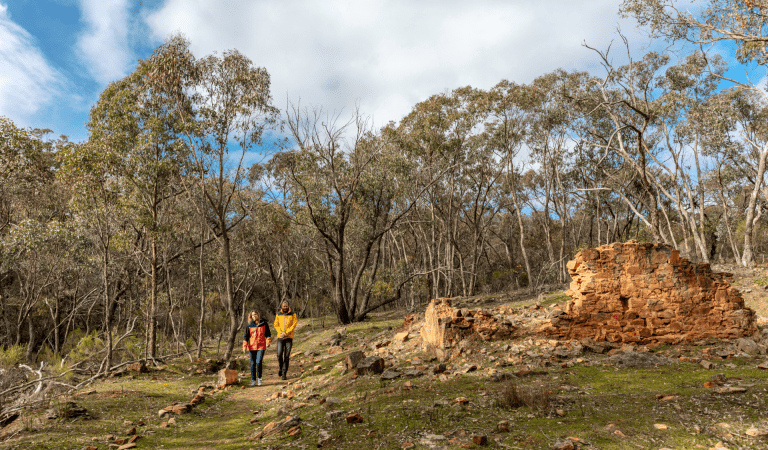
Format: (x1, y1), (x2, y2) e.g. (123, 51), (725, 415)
(713, 386), (747, 394)
(381, 370), (400, 380)
(472, 435), (488, 445)
(552, 439), (574, 450)
(217, 368), (239, 387)
(168, 417), (176, 425)
(737, 338), (760, 355)
(454, 397), (469, 405)
(746, 427), (768, 437)
(344, 351), (365, 370)
(345, 413), (363, 424)
(254, 415), (301, 439)
(497, 420), (510, 432)
(328, 346), (343, 355)
(394, 331), (409, 342)
(404, 369), (424, 378)
(402, 441), (415, 449)
(757, 361), (768, 370)
(117, 444), (136, 450)
(700, 359), (714, 370)
(547, 241), (757, 344)
(318, 429), (332, 447)
(654, 423), (668, 430)
(610, 351), (673, 368)
(127, 361), (148, 373)
(355, 356), (385, 375)
(323, 397), (342, 408)
(160, 422), (169, 428)
(580, 337), (608, 354)
(286, 425), (301, 436)
(326, 410), (345, 421)
(125, 427), (136, 436)
(171, 405), (189, 415)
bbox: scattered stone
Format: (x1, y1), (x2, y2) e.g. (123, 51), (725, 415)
(404, 369), (424, 378)
(497, 421), (509, 432)
(168, 417), (176, 425)
(700, 360), (714, 370)
(381, 370), (400, 380)
(324, 397), (342, 408)
(654, 424), (668, 430)
(125, 427), (136, 436)
(610, 351), (673, 368)
(128, 361), (148, 373)
(286, 425), (301, 436)
(344, 351), (365, 370)
(345, 413), (363, 424)
(401, 442), (415, 449)
(552, 439), (575, 450)
(328, 346), (343, 355)
(355, 356), (385, 375)
(217, 368), (239, 387)
(318, 429), (332, 447)
(394, 331), (409, 342)
(160, 422), (168, 428)
(713, 386), (747, 394)
(737, 338), (760, 355)
(171, 404), (189, 415)
(757, 361), (768, 370)
(254, 415), (302, 439)
(746, 427), (768, 437)
(117, 444), (136, 450)
(326, 411), (345, 421)
(249, 417), (259, 424)
(454, 397), (469, 405)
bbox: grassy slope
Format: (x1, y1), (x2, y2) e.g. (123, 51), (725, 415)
(2, 290), (768, 450)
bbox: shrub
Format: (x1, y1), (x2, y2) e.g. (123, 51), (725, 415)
(0, 344), (25, 369)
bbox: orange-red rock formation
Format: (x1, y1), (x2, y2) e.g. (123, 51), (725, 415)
(544, 241), (757, 344)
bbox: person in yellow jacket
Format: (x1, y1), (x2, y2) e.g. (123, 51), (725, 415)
(274, 300), (297, 380)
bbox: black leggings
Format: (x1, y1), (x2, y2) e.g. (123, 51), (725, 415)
(276, 338), (293, 375)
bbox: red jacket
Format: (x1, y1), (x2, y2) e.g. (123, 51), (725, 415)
(243, 319), (272, 351)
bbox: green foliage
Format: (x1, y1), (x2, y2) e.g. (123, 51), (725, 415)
(66, 331), (105, 367)
(0, 344), (25, 369)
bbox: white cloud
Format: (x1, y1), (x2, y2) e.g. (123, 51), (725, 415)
(76, 0), (133, 85)
(144, 0), (646, 129)
(0, 3), (61, 123)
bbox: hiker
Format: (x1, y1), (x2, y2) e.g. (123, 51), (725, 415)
(242, 311), (271, 386)
(274, 300), (297, 380)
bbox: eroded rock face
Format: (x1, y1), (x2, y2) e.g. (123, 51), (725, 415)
(421, 298), (515, 359)
(544, 241), (757, 344)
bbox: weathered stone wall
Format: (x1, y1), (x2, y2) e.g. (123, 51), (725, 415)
(543, 241), (757, 344)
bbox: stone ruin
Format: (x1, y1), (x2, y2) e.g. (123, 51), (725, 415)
(543, 240), (758, 344)
(421, 298), (516, 361)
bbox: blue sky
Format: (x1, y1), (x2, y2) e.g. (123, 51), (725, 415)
(0, 0), (762, 149)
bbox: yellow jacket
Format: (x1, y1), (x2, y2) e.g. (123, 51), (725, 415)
(274, 308), (297, 339)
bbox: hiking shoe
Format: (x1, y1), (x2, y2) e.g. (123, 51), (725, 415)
(277, 370), (283, 377)
(257, 378), (262, 386)
(281, 374), (287, 380)
(250, 380), (257, 386)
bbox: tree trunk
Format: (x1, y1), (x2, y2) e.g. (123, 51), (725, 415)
(742, 144), (768, 267)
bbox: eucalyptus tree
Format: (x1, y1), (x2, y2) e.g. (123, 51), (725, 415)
(395, 87), (488, 297)
(147, 35), (280, 360)
(58, 139), (129, 373)
(86, 56), (188, 359)
(485, 81), (533, 286)
(278, 105), (433, 323)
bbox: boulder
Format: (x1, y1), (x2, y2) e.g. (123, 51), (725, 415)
(344, 351), (365, 370)
(217, 369), (239, 387)
(737, 338), (760, 355)
(355, 356), (385, 375)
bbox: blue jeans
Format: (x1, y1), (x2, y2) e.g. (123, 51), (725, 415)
(249, 350), (264, 380)
(276, 338), (293, 376)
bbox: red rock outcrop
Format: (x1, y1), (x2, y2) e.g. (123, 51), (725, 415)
(543, 241), (757, 344)
(421, 298), (515, 360)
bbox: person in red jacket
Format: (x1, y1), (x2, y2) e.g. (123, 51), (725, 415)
(242, 311), (271, 386)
